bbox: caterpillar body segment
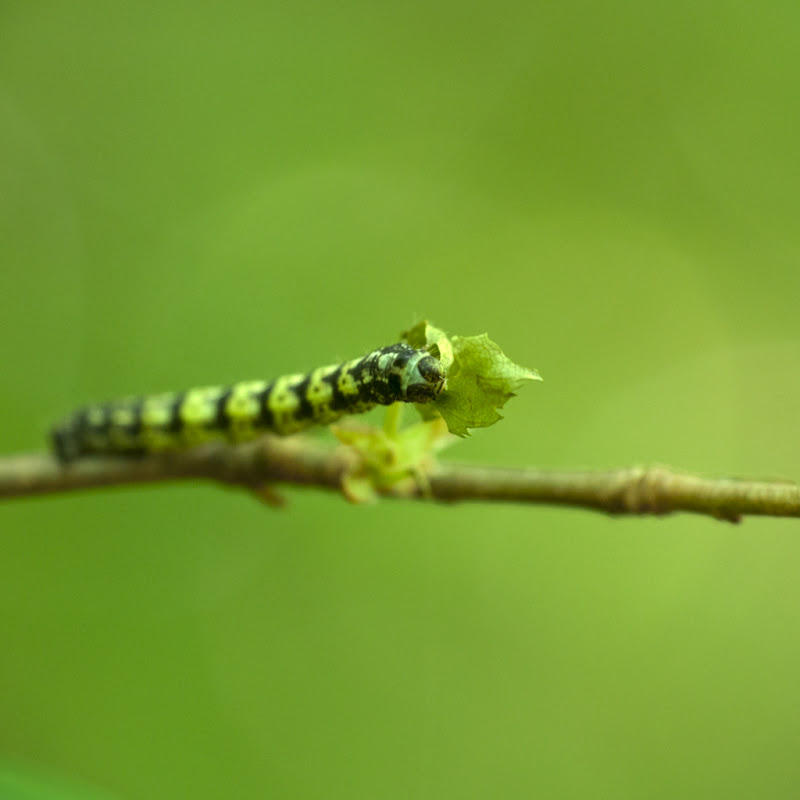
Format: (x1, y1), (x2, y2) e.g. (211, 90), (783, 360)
(51, 344), (446, 463)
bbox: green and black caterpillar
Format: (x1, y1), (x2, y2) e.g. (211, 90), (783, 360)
(52, 344), (446, 463)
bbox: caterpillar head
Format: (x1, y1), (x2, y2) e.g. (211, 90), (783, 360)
(401, 349), (446, 403)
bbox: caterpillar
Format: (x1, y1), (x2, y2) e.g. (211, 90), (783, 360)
(51, 343), (446, 463)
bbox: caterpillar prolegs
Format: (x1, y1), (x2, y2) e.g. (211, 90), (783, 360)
(52, 344), (446, 463)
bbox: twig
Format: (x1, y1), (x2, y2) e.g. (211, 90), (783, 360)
(0, 437), (798, 522)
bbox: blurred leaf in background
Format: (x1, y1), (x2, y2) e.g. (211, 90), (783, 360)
(2, 1), (800, 798)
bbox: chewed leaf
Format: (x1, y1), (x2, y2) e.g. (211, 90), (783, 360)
(402, 322), (541, 437)
(438, 334), (541, 436)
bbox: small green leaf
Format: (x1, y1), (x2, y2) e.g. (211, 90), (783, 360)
(333, 416), (453, 501)
(402, 322), (541, 437)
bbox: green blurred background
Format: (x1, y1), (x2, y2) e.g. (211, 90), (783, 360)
(2, 1), (800, 798)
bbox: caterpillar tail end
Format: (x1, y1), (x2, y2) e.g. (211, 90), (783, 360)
(51, 421), (83, 464)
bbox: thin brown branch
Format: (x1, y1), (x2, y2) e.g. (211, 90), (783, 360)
(1, 437), (799, 522)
